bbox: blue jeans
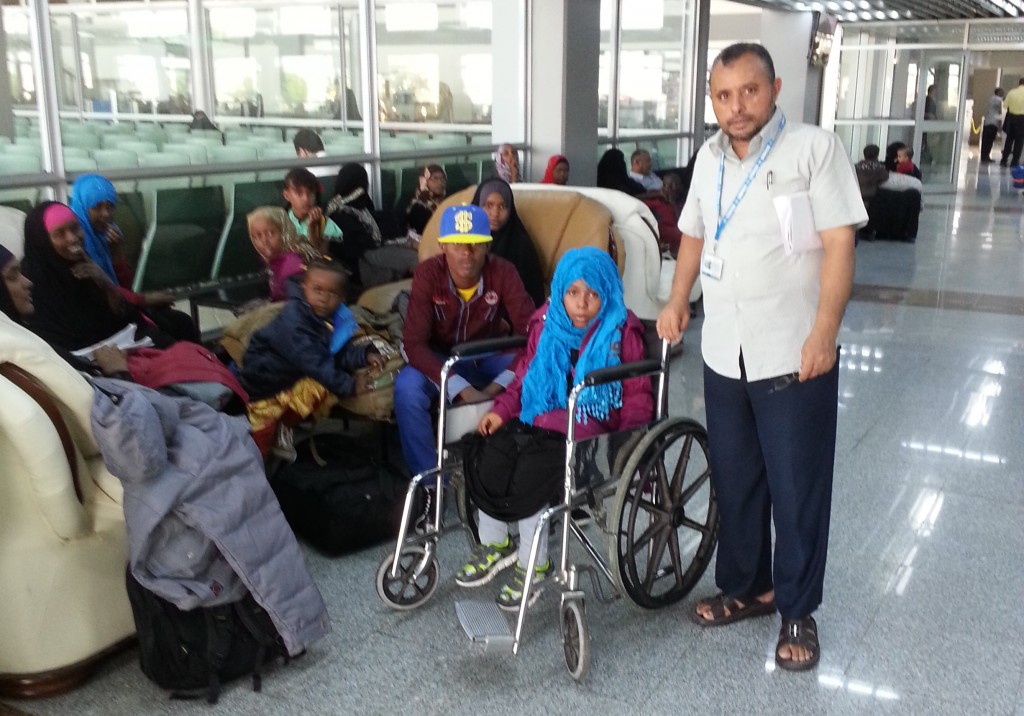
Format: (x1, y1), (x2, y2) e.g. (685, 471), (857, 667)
(394, 353), (515, 478)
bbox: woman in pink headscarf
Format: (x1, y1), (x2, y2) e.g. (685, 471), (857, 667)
(494, 143), (521, 183)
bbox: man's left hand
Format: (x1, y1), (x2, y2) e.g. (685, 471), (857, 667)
(799, 329), (837, 382)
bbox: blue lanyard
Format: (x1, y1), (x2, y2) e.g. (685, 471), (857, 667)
(714, 113), (786, 248)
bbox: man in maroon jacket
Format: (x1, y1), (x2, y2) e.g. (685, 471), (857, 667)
(394, 203), (535, 495)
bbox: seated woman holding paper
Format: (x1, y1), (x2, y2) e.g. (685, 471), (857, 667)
(1, 237), (130, 378)
(19, 202), (246, 410)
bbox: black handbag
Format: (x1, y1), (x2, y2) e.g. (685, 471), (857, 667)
(461, 418), (566, 522)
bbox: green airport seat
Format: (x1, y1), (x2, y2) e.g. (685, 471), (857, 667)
(114, 191), (147, 268)
(133, 185), (227, 293)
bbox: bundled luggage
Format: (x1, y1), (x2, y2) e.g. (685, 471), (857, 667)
(271, 433), (409, 555)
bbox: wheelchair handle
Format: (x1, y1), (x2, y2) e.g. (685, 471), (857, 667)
(450, 335), (528, 360)
(581, 359), (662, 388)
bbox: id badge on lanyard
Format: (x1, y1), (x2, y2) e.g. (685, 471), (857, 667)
(704, 114), (786, 280)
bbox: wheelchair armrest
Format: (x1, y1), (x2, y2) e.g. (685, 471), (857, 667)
(582, 359), (662, 388)
(450, 335), (528, 360)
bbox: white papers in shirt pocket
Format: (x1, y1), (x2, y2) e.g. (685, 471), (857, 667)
(772, 191), (822, 255)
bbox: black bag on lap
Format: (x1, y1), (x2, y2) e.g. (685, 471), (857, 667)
(125, 569), (288, 704)
(270, 435), (407, 555)
(461, 418), (566, 522)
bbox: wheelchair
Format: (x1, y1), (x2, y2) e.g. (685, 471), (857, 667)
(374, 333), (718, 681)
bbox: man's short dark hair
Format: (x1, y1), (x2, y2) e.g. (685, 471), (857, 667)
(293, 128), (324, 154)
(863, 144), (880, 161)
(712, 42), (776, 85)
(630, 148), (649, 164)
(1018, 77), (1024, 86)
(996, 88), (1005, 96)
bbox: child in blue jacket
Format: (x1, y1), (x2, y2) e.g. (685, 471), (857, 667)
(242, 259), (383, 457)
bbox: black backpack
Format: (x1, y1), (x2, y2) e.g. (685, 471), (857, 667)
(124, 569), (290, 704)
(270, 434), (408, 555)
(461, 418), (567, 522)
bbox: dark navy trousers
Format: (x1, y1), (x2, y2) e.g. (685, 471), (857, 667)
(702, 352), (839, 619)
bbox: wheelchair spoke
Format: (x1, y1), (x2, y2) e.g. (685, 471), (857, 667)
(642, 521), (673, 592)
(679, 515), (713, 535)
(668, 433), (693, 501)
(679, 467), (712, 504)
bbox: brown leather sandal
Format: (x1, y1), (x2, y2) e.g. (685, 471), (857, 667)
(689, 592), (776, 627)
(775, 616), (821, 671)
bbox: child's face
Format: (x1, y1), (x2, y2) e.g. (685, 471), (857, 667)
(896, 149), (910, 163)
(302, 267), (344, 319)
(249, 217), (284, 260)
(481, 192), (509, 232)
(426, 171), (446, 196)
(563, 279), (602, 329)
(283, 183), (316, 220)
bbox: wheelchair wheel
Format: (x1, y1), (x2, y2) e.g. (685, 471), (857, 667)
(375, 546), (440, 611)
(609, 417), (718, 610)
(559, 597), (590, 681)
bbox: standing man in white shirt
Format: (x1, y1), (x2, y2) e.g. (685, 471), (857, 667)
(981, 88), (1004, 164)
(657, 42), (867, 672)
(628, 149), (663, 191)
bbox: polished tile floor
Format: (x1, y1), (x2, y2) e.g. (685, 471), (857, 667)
(4, 157), (1024, 716)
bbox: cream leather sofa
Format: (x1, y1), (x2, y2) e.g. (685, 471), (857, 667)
(0, 313), (134, 698)
(359, 183), (679, 320)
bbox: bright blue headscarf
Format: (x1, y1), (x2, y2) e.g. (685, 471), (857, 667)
(520, 247), (628, 426)
(69, 174), (119, 283)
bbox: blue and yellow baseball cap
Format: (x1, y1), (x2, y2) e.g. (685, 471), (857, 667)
(438, 204), (492, 244)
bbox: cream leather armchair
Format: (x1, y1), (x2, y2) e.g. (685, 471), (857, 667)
(0, 314), (134, 698)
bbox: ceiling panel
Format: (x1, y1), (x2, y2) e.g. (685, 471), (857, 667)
(735, 0), (1024, 22)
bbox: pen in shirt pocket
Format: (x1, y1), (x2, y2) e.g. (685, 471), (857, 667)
(766, 170), (773, 190)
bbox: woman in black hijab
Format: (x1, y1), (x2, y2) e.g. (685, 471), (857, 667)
(471, 176), (544, 307)
(20, 201), (173, 352)
(325, 163), (384, 282)
(1, 237), (133, 377)
(597, 148), (645, 196)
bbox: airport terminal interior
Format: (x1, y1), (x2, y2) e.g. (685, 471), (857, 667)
(2, 0), (1024, 714)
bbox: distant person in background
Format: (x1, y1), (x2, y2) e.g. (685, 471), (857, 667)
(283, 168), (342, 256)
(883, 142), (907, 173)
(980, 88), (1005, 164)
(70, 174), (198, 342)
(494, 144), (521, 183)
(854, 145), (889, 209)
(1000, 78), (1024, 167)
(541, 155), (570, 185)
(405, 164), (447, 244)
(629, 149), (663, 191)
(597, 148), (645, 197)
(293, 129), (326, 158)
(472, 177), (544, 307)
(325, 163), (384, 284)
(188, 110), (219, 133)
(895, 146), (922, 180)
(644, 171), (684, 256)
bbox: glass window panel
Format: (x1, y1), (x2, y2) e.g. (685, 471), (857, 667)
(617, 0), (686, 133)
(208, 5), (352, 123)
(837, 48), (925, 121)
(375, 0), (519, 151)
(63, 8), (192, 116)
(1, 7), (42, 188)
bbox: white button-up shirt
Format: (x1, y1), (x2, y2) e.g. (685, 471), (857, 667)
(679, 109), (867, 382)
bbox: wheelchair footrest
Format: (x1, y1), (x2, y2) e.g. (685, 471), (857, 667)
(455, 601), (514, 654)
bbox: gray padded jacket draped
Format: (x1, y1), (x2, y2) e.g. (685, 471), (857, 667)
(89, 377), (329, 657)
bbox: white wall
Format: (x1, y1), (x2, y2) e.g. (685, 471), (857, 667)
(760, 10), (820, 125)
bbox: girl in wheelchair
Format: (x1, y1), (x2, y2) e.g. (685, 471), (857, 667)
(457, 247), (653, 610)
